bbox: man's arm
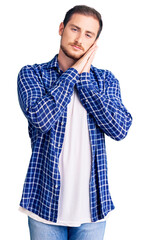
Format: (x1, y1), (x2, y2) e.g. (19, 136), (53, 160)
(17, 66), (78, 133)
(73, 44), (132, 140)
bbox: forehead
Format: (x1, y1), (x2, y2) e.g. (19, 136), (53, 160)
(67, 13), (99, 33)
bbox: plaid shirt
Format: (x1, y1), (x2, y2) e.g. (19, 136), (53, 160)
(17, 55), (132, 223)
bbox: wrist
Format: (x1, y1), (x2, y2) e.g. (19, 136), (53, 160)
(76, 72), (94, 90)
(72, 63), (82, 74)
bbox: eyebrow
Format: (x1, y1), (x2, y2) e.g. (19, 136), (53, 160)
(69, 24), (95, 36)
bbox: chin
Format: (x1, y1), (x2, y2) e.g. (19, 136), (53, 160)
(65, 50), (83, 60)
(69, 54), (82, 61)
(61, 45), (84, 61)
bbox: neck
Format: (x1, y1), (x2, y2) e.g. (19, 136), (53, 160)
(58, 48), (76, 72)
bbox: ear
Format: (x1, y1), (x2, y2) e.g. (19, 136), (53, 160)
(59, 22), (64, 36)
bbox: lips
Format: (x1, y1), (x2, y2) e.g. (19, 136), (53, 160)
(70, 44), (84, 51)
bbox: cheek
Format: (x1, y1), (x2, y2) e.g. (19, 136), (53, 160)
(62, 33), (72, 44)
(61, 35), (68, 46)
(85, 42), (94, 51)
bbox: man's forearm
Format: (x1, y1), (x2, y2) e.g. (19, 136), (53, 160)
(18, 66), (79, 133)
(76, 71), (132, 140)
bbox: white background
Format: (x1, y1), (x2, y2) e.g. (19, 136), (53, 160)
(0, 0), (149, 239)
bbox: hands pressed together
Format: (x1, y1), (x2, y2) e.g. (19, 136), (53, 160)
(72, 41), (98, 74)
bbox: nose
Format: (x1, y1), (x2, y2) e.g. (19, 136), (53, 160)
(75, 32), (83, 44)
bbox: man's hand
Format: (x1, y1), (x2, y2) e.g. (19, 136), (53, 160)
(72, 42), (98, 74)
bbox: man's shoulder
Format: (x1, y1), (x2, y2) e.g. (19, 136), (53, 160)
(19, 61), (50, 73)
(19, 55), (58, 75)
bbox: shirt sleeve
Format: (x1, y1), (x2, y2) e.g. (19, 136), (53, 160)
(17, 65), (78, 133)
(76, 70), (132, 141)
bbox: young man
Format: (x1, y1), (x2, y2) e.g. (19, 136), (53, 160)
(17, 5), (132, 240)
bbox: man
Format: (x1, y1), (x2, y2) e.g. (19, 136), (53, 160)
(17, 5), (132, 240)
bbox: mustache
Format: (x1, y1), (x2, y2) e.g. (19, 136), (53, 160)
(69, 42), (84, 51)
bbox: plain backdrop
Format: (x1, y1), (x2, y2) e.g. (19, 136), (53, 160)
(1, 0), (149, 239)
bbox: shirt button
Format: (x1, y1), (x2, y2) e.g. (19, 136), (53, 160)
(55, 185), (58, 188)
(61, 122), (64, 125)
(58, 144), (61, 147)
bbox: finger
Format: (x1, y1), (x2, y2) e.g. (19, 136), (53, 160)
(90, 40), (98, 49)
(94, 39), (99, 46)
(82, 48), (97, 73)
(87, 46), (98, 60)
(83, 45), (97, 61)
(87, 48), (97, 64)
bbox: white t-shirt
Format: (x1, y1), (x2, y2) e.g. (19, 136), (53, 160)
(19, 86), (105, 226)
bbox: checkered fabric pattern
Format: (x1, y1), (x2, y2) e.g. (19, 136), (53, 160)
(17, 55), (132, 223)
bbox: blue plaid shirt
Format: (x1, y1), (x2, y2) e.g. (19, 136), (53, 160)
(17, 55), (132, 223)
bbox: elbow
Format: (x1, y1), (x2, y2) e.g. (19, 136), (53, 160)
(28, 120), (51, 134)
(24, 108), (52, 134)
(112, 119), (133, 141)
(28, 116), (52, 134)
(113, 131), (128, 141)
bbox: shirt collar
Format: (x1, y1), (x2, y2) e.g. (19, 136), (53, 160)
(47, 54), (60, 71)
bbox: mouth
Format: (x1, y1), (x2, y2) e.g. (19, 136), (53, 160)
(71, 44), (83, 51)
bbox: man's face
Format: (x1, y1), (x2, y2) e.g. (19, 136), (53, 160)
(59, 13), (100, 61)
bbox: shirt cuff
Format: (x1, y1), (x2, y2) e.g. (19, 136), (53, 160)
(77, 72), (95, 90)
(50, 67), (79, 103)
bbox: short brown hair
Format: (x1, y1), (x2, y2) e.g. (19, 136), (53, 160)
(63, 5), (103, 39)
